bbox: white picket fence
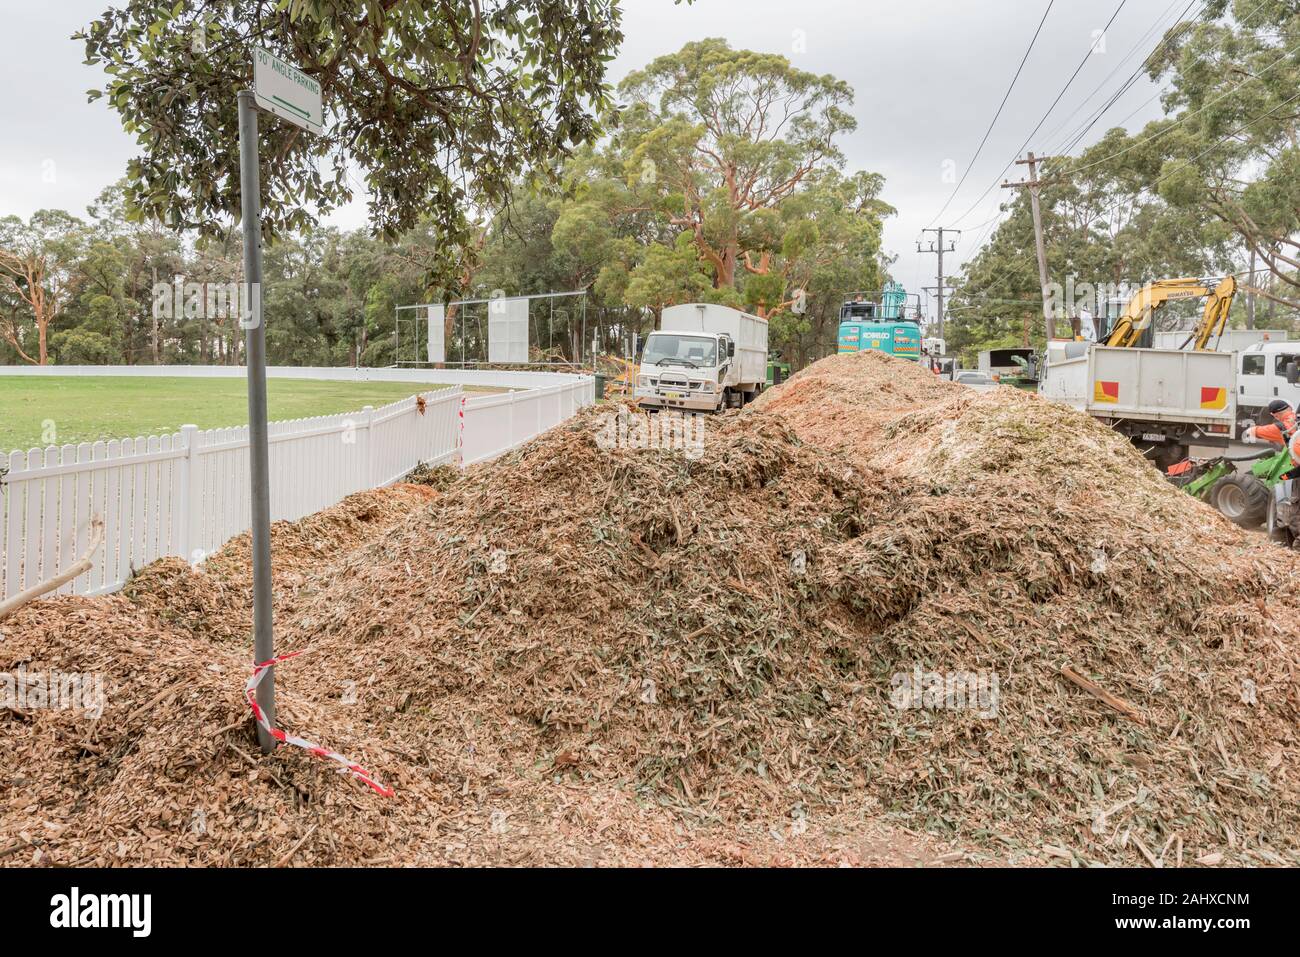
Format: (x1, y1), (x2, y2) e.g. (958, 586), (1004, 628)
(1, 377), (594, 602)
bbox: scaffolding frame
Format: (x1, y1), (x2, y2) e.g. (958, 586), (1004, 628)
(394, 290), (589, 368)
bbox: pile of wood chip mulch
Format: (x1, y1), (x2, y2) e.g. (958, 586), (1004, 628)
(3, 350), (1296, 867)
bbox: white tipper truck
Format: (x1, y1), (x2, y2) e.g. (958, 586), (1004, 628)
(1039, 340), (1239, 468)
(635, 303), (769, 413)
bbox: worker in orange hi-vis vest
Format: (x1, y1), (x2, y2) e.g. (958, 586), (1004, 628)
(1243, 399), (1297, 447)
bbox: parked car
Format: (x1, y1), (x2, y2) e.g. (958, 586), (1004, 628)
(955, 371), (996, 390)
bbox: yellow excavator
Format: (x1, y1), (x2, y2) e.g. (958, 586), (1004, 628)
(1102, 275), (1237, 351)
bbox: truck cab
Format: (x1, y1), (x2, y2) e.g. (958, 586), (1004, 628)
(635, 304), (769, 413)
(1236, 341), (1300, 421)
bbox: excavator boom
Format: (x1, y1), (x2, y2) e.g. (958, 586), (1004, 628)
(1102, 276), (1237, 350)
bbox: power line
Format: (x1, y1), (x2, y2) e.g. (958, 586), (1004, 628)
(963, 87), (1300, 306)
(958, 3), (1199, 294)
(1091, 85), (1300, 221)
(1073, 0), (1278, 147)
(962, 0), (1271, 288)
(1047, 33), (1300, 179)
(949, 0), (1132, 229)
(949, 1), (1287, 315)
(1040, 0), (1195, 154)
(956, 0), (1204, 280)
(1054, 0), (1276, 159)
(922, 0), (1056, 229)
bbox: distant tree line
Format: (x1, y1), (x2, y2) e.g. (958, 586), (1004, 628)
(2, 36), (895, 370)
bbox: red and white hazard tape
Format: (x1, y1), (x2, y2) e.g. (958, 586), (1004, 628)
(245, 651), (394, 797)
(454, 394), (466, 465)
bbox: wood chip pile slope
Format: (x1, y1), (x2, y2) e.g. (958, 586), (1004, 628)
(2, 350), (1296, 867)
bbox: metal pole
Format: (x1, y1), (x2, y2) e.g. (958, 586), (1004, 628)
(238, 90), (276, 754)
(918, 229), (957, 341)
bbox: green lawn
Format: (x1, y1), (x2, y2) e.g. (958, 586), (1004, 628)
(0, 376), (493, 452)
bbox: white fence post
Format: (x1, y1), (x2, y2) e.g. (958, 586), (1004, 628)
(178, 424), (201, 563)
(360, 405), (375, 489)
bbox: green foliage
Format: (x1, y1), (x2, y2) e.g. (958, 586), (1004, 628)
(950, 2), (1300, 355)
(7, 32), (888, 370)
(615, 38), (857, 290)
(624, 235), (711, 316)
(76, 0), (627, 290)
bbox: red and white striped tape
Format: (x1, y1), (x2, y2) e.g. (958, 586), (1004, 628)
(245, 651), (394, 797)
(454, 394), (466, 465)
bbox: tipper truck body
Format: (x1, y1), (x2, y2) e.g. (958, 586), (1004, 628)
(635, 303), (769, 413)
(1039, 342), (1238, 464)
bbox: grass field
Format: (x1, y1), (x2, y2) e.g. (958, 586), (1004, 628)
(0, 376), (494, 452)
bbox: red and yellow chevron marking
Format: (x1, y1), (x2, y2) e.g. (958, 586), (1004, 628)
(1200, 386), (1227, 410)
(1093, 380), (1120, 404)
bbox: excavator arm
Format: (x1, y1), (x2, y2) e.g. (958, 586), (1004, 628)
(1103, 276), (1237, 350)
(1184, 275), (1237, 351)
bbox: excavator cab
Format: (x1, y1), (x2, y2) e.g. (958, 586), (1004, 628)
(840, 299), (879, 322)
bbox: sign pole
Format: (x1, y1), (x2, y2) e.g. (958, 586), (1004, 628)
(237, 88), (276, 753)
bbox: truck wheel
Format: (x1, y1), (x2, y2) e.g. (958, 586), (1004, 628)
(1211, 473), (1270, 528)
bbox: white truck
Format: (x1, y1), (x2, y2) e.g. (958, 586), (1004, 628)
(634, 303), (769, 413)
(1233, 340), (1300, 421)
(1039, 341), (1238, 468)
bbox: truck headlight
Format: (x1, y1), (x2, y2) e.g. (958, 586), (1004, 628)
(638, 375), (654, 388)
(699, 382), (714, 393)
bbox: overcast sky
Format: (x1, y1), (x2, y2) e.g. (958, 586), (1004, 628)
(0, 0), (1183, 321)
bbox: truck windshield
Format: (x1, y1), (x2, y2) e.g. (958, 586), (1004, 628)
(643, 334), (717, 368)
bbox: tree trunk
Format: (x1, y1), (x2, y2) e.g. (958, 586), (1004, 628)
(151, 264), (161, 362)
(442, 304), (458, 368)
(719, 241), (737, 288)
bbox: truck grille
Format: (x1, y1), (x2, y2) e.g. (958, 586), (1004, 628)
(658, 376), (701, 391)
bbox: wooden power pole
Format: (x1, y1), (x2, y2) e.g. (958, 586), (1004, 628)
(1002, 152), (1056, 341)
(917, 228), (959, 340)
